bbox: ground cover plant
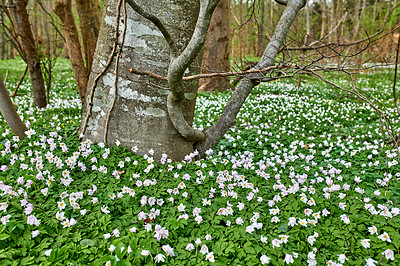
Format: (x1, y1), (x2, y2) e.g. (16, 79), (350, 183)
(0, 58), (400, 265)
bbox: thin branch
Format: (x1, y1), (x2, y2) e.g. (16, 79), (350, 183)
(10, 64), (28, 97)
(79, 0), (124, 138)
(343, 235), (355, 259)
(125, 0), (178, 57)
(288, 2), (400, 51)
(104, 0), (127, 144)
(393, 32), (400, 116)
(308, 12), (348, 47)
(129, 64), (295, 81)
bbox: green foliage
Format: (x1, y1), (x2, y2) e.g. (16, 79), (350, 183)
(0, 58), (399, 265)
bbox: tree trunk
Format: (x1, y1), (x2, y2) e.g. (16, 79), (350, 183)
(0, 76), (27, 139)
(320, 0), (326, 39)
(75, 0), (101, 74)
(80, 0), (201, 161)
(54, 0), (89, 103)
(13, 0), (47, 108)
(256, 0), (266, 57)
(353, 0), (361, 41)
(198, 0), (230, 92)
(305, 0), (310, 44)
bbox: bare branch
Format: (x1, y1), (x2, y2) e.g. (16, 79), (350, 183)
(288, 1), (400, 51)
(275, 0), (287, 5)
(308, 12), (348, 47)
(393, 32), (400, 116)
(195, 0), (307, 156)
(166, 0), (221, 143)
(104, 0), (128, 144)
(125, 0), (178, 57)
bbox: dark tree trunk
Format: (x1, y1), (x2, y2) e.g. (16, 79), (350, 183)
(199, 0), (230, 92)
(54, 0), (89, 103)
(256, 0), (266, 57)
(75, 0), (101, 74)
(13, 0), (47, 108)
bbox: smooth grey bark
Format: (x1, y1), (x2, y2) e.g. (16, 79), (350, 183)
(194, 0), (307, 156)
(81, 0), (306, 162)
(80, 0), (202, 161)
(0, 76), (27, 139)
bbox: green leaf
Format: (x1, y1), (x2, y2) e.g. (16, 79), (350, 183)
(278, 223), (288, 233)
(0, 234), (10, 241)
(80, 239), (96, 247)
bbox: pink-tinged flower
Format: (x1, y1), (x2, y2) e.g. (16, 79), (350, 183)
(129, 227), (137, 233)
(246, 225), (255, 234)
(368, 225), (377, 235)
(337, 254), (348, 263)
(27, 215), (40, 226)
(0, 202), (8, 212)
(284, 254), (294, 264)
(31, 230), (40, 238)
(378, 232), (391, 242)
(186, 243), (195, 251)
(144, 224), (152, 232)
(1, 165), (7, 172)
(101, 206), (110, 214)
(260, 255), (271, 265)
(104, 233), (111, 239)
(112, 229), (120, 237)
(279, 235), (289, 244)
(360, 239), (370, 249)
(271, 216), (280, 223)
(200, 245), (209, 255)
(365, 258), (377, 266)
(162, 245), (174, 257)
(1, 215), (11, 225)
(195, 238), (202, 245)
(69, 218), (76, 227)
(109, 244), (115, 252)
(206, 252), (215, 262)
(141, 250), (150, 256)
(340, 214), (350, 224)
(205, 234), (212, 240)
(272, 238), (282, 248)
(194, 215), (203, 224)
(381, 249), (394, 260)
(236, 217), (244, 225)
(177, 203), (186, 212)
(154, 254), (166, 263)
(261, 235), (268, 243)
(288, 217), (297, 227)
(44, 249), (52, 256)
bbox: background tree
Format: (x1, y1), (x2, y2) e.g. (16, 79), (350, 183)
(12, 0), (47, 108)
(75, 0), (101, 74)
(54, 0), (88, 103)
(199, 0), (230, 92)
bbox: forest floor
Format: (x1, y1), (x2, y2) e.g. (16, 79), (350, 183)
(0, 58), (399, 265)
